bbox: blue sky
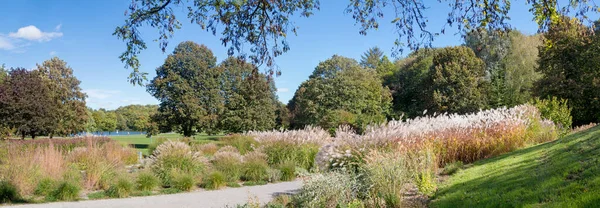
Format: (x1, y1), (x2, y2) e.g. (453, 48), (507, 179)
(0, 0), (539, 110)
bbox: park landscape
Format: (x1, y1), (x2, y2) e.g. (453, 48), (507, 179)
(2, 0), (600, 208)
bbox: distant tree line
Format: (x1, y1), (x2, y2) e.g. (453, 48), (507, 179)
(84, 105), (158, 134)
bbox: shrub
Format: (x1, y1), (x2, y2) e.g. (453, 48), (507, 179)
(149, 141), (207, 187)
(203, 171), (226, 190)
(441, 161), (464, 175)
(292, 172), (358, 207)
(278, 161), (296, 181)
(49, 180), (81, 201)
(532, 97), (572, 134)
(171, 171), (196, 191)
(267, 168), (282, 183)
(212, 150), (243, 182)
(242, 151), (269, 182)
(219, 135), (257, 154)
(136, 171), (159, 191)
(0, 181), (20, 203)
(34, 178), (55, 196)
(106, 177), (134, 198)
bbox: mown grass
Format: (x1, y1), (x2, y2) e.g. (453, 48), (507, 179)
(110, 133), (223, 155)
(431, 126), (600, 208)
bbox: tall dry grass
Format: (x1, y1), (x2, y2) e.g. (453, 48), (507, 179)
(0, 137), (137, 196)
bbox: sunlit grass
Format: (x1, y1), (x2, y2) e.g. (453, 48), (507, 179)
(110, 133), (223, 155)
(431, 126), (600, 208)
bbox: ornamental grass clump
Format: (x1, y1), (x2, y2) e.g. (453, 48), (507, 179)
(241, 151), (269, 182)
(292, 171), (359, 208)
(105, 177), (134, 198)
(135, 171), (159, 192)
(219, 134), (257, 154)
(212, 150), (243, 182)
(148, 141), (208, 187)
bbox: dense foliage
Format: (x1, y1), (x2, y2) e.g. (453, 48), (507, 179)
(148, 41), (281, 136)
(148, 41), (223, 137)
(535, 17), (600, 125)
(288, 55), (392, 133)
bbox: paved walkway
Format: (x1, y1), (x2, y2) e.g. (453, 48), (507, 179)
(5, 181), (302, 208)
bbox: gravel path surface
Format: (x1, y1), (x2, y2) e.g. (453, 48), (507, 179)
(4, 181), (302, 208)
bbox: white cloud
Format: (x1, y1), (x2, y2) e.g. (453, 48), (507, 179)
(9, 25), (63, 42)
(277, 88), (290, 93)
(55, 24), (62, 31)
(83, 89), (120, 100)
(49, 51), (57, 56)
(0, 36), (14, 50)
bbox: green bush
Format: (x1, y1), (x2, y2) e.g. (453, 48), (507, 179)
(242, 152), (269, 182)
(49, 180), (81, 201)
(34, 178), (55, 196)
(262, 141), (320, 170)
(531, 97), (572, 134)
(106, 177), (134, 198)
(203, 171), (226, 190)
(136, 171), (159, 191)
(150, 141), (207, 187)
(219, 135), (257, 154)
(441, 161), (464, 175)
(212, 151), (243, 182)
(171, 172), (195, 191)
(278, 161), (296, 181)
(0, 181), (20, 203)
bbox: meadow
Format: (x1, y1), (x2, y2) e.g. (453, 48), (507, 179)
(110, 133), (224, 155)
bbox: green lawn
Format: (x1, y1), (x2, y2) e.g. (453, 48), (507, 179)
(110, 133), (224, 155)
(431, 126), (600, 208)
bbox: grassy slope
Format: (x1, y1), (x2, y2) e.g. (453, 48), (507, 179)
(111, 133), (223, 154)
(431, 126), (600, 208)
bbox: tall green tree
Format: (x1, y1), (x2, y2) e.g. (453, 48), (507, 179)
(465, 30), (542, 108)
(427, 46), (488, 114)
(535, 17), (600, 125)
(288, 55), (391, 132)
(116, 0), (593, 84)
(147, 41), (223, 137)
(385, 49), (438, 118)
(37, 57), (88, 137)
(219, 57), (277, 133)
(0, 68), (53, 139)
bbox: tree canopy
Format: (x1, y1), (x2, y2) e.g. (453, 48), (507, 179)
(115, 0), (598, 84)
(37, 57), (88, 137)
(147, 41), (222, 137)
(535, 17), (600, 125)
(288, 55), (391, 132)
(218, 57), (278, 133)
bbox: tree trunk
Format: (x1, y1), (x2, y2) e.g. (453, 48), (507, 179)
(31, 132), (36, 140)
(21, 131), (25, 140)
